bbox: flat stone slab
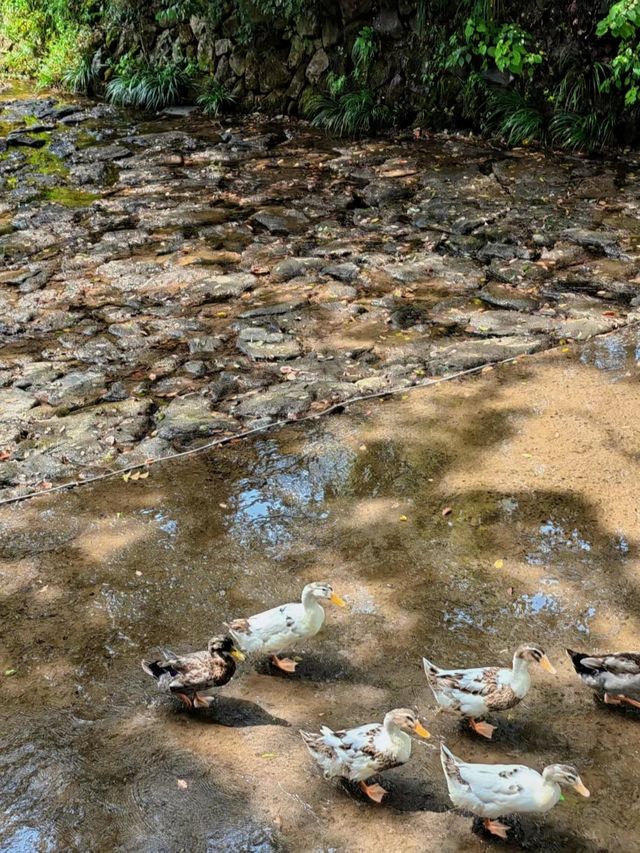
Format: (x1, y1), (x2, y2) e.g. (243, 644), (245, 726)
(0, 388), (38, 419)
(235, 382), (313, 417)
(35, 371), (107, 408)
(157, 396), (237, 441)
(429, 335), (548, 373)
(236, 327), (302, 360)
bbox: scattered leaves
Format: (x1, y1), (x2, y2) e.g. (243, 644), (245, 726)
(441, 506), (452, 517)
(177, 779), (188, 790)
(123, 470), (150, 483)
(261, 752), (277, 759)
(399, 515), (408, 522)
(494, 559), (504, 569)
(0, 450), (11, 461)
(4, 668), (16, 677)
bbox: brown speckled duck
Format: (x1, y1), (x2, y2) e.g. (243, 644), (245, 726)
(300, 708), (430, 802)
(423, 643), (556, 738)
(142, 635), (244, 708)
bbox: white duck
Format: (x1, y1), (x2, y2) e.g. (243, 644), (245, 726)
(423, 643), (556, 738)
(226, 581), (346, 672)
(440, 744), (590, 839)
(301, 708), (430, 802)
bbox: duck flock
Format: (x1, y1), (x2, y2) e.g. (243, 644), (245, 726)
(142, 580), (640, 841)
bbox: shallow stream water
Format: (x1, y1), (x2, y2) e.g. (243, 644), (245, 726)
(2, 326), (640, 851)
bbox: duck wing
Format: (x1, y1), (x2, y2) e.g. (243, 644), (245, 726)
(227, 602), (311, 652)
(568, 649), (640, 694)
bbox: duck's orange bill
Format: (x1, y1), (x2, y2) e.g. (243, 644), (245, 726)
(413, 721), (430, 738)
(540, 655), (557, 674)
(573, 780), (590, 798)
(230, 648), (246, 661)
(330, 593), (347, 607)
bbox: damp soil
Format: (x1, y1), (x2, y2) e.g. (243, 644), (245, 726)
(2, 327), (640, 852)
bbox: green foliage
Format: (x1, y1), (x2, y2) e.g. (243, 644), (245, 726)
(597, 1), (640, 105)
(197, 77), (235, 115)
(550, 110), (616, 152)
(0, 0), (94, 84)
(305, 89), (391, 136)
(61, 56), (95, 95)
(352, 26), (376, 82)
(449, 17), (542, 76)
(106, 56), (194, 110)
(306, 25), (390, 136)
(156, 0), (206, 26)
(486, 88), (545, 145)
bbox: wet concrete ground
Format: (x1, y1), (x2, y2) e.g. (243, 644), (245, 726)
(1, 326), (640, 852)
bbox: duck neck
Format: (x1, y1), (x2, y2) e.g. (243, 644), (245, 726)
(541, 770), (562, 804)
(383, 714), (408, 746)
(301, 585), (323, 615)
(511, 654), (532, 695)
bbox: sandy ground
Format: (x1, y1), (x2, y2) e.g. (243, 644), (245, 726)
(1, 328), (640, 852)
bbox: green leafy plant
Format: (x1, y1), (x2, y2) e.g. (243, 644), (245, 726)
(352, 26), (377, 82)
(305, 88), (391, 136)
(550, 110), (616, 152)
(597, 1), (640, 105)
(486, 88), (545, 145)
(197, 78), (235, 115)
(61, 55), (95, 94)
(106, 56), (193, 111)
(156, 0), (206, 26)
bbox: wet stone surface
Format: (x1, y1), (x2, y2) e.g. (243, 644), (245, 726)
(2, 84), (640, 498)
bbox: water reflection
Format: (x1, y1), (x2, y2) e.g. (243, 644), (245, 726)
(526, 519), (592, 566)
(580, 326), (640, 372)
(226, 437), (355, 550)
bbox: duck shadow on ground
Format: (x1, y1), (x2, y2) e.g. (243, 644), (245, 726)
(455, 717), (573, 752)
(471, 815), (600, 851)
(253, 650), (368, 684)
(337, 775), (450, 814)
(168, 696), (290, 728)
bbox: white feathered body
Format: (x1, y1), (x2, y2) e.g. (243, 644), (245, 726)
(441, 746), (561, 819)
(228, 599), (326, 656)
(301, 722), (412, 783)
(423, 657), (530, 717)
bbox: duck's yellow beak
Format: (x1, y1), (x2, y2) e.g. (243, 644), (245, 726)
(539, 654), (556, 674)
(573, 779), (590, 798)
(230, 648), (246, 662)
(330, 592), (346, 607)
(413, 721), (430, 738)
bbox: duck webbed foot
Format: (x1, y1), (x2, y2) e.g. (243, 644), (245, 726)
(359, 780), (388, 803)
(469, 718), (495, 739)
(175, 691), (194, 709)
(270, 655), (297, 673)
(605, 692), (640, 709)
(483, 818), (509, 839)
(193, 692), (215, 708)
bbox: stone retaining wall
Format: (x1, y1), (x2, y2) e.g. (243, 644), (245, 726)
(105, 2), (421, 116)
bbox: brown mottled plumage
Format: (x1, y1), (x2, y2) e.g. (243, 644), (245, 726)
(142, 635), (244, 708)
